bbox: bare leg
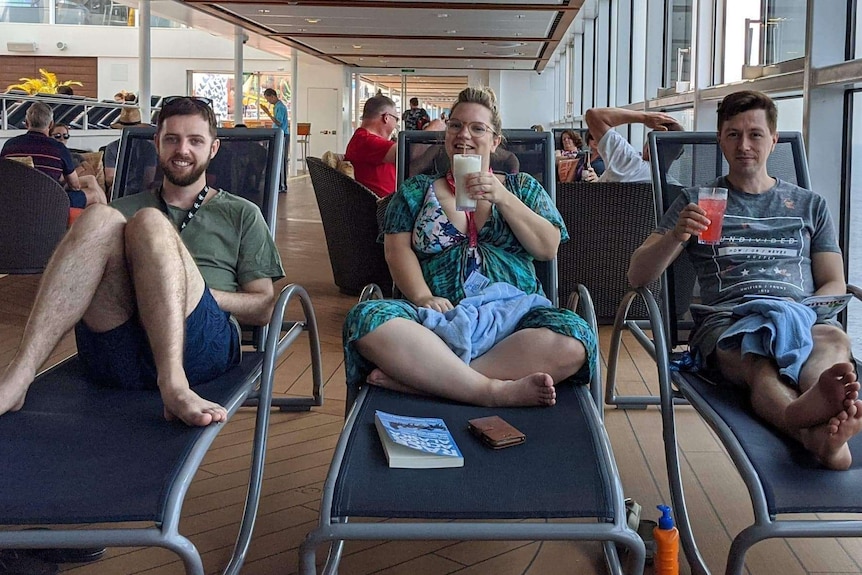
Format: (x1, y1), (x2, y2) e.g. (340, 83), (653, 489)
(0, 205), (130, 414)
(470, 328), (586, 383)
(77, 174), (107, 205)
(124, 208), (227, 427)
(786, 325), (856, 428)
(356, 319), (556, 407)
(717, 338), (862, 470)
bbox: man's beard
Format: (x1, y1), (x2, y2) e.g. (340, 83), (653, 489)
(160, 155), (210, 187)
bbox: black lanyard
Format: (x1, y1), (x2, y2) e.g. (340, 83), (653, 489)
(158, 186), (209, 233)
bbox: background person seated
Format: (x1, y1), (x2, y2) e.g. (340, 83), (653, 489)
(0, 102), (105, 208)
(584, 106), (682, 183)
(556, 129), (585, 183)
(555, 130), (583, 160)
(50, 123), (107, 200)
(580, 130), (606, 180)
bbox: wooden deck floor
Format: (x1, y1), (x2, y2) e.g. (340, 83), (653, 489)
(2, 175), (860, 575)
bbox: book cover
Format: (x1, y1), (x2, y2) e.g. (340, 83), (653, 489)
(374, 411), (464, 469)
(741, 293), (853, 321)
(800, 294), (853, 320)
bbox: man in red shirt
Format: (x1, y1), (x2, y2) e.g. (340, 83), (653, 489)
(344, 95), (398, 197)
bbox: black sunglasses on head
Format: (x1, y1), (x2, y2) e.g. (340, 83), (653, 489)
(52, 133), (70, 140)
(161, 96), (213, 108)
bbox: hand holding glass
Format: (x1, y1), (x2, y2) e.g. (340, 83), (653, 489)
(697, 187), (728, 245)
(452, 154), (481, 211)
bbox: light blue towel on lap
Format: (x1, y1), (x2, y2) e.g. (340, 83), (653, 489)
(417, 283), (552, 363)
(717, 297), (816, 385)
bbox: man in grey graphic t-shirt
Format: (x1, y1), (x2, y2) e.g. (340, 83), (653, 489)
(627, 90), (861, 471)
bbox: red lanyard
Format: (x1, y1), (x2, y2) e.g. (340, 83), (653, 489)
(445, 171), (485, 248)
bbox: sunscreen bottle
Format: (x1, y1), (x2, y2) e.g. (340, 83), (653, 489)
(654, 504), (680, 575)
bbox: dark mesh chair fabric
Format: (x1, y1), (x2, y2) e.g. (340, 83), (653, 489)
(307, 156), (393, 296)
(0, 355), (260, 524)
(557, 182), (658, 323)
(0, 158), (70, 274)
(112, 127), (281, 228)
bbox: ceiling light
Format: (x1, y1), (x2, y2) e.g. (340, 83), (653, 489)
(456, 47), (464, 51)
(305, 18), (320, 23)
(446, 30), (457, 34)
(352, 44), (362, 49)
(482, 41), (524, 48)
(437, 13), (448, 18)
(515, 14), (526, 19)
(297, 28), (306, 32)
(257, 8), (269, 13)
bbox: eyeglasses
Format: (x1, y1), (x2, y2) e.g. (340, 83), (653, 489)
(161, 96), (213, 108)
(52, 133), (70, 140)
(381, 112), (399, 123)
(446, 119), (495, 137)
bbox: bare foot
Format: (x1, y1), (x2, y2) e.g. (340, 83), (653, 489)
(0, 363), (36, 415)
(785, 363), (858, 429)
(367, 368), (400, 388)
(366, 368), (429, 396)
(488, 373), (556, 407)
(161, 387), (227, 427)
(801, 399), (862, 470)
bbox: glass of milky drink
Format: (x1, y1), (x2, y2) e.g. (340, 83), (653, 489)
(453, 153), (482, 211)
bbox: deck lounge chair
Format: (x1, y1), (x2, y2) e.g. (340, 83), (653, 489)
(0, 127), (325, 575)
(609, 131), (862, 574)
(299, 130), (645, 575)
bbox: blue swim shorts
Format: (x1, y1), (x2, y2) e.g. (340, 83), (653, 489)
(67, 189), (87, 209)
(75, 287), (241, 390)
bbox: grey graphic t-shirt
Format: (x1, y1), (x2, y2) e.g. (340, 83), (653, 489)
(657, 177), (840, 307)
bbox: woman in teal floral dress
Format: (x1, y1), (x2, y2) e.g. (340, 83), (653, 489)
(344, 87), (597, 407)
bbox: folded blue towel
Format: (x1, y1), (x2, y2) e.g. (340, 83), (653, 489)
(417, 283), (552, 363)
(717, 298), (816, 385)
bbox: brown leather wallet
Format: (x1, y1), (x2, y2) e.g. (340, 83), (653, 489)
(467, 415), (526, 449)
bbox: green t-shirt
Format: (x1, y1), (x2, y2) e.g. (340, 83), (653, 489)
(111, 189), (284, 292)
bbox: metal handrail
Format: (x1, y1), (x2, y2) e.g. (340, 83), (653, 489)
(0, 93), (138, 131)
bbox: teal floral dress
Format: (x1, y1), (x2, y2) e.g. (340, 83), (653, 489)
(343, 172), (597, 390)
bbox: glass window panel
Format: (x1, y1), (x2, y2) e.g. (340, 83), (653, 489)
(857, 7), (862, 59)
(723, 0), (762, 83)
(667, 0), (693, 87)
(846, 92), (862, 350)
(764, 0), (806, 64)
(0, 0), (48, 23)
(774, 96), (803, 132)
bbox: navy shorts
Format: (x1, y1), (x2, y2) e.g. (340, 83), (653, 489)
(67, 190), (87, 209)
(75, 288), (241, 390)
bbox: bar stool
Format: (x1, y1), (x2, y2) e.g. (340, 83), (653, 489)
(297, 123), (311, 172)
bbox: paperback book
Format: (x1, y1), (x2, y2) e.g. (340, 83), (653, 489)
(741, 293), (853, 321)
(374, 410), (464, 469)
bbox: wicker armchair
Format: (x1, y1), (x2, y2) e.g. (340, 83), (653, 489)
(307, 156), (392, 296)
(0, 158), (70, 274)
(556, 181), (658, 323)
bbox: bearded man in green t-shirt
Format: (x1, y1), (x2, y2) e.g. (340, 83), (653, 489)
(0, 97), (284, 427)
